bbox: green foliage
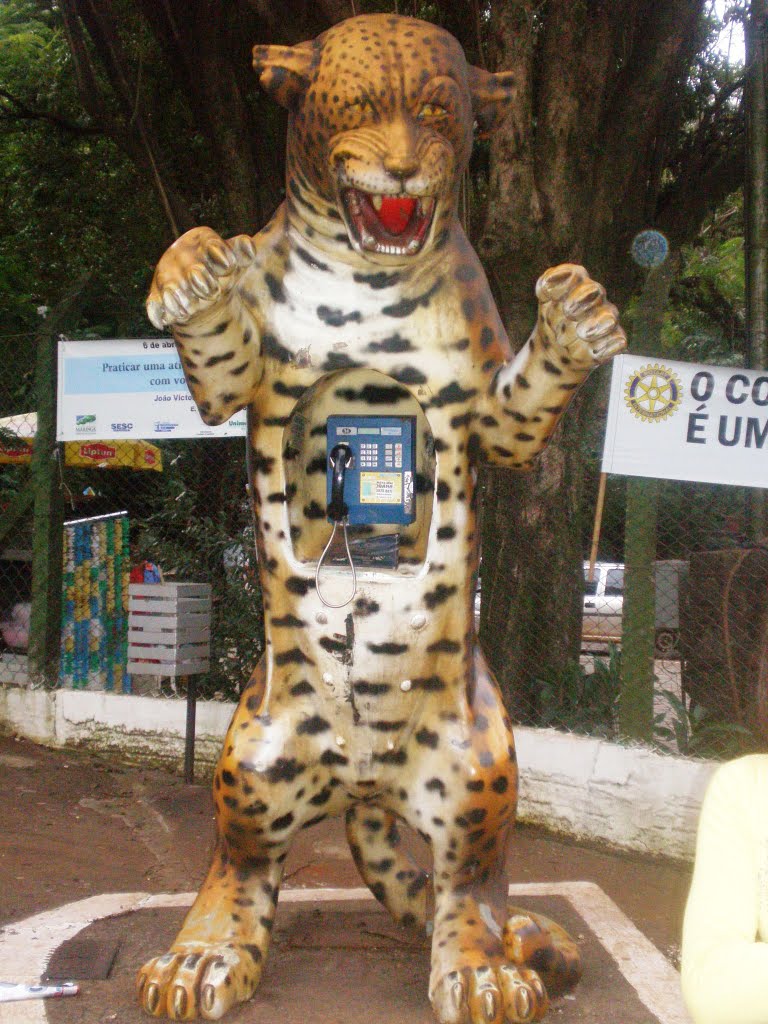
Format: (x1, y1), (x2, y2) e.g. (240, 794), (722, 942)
(536, 647), (621, 738)
(136, 473), (264, 701)
(664, 198), (746, 365)
(654, 686), (760, 759)
(0, 0), (167, 341)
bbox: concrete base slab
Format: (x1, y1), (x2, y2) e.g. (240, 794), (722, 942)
(0, 884), (690, 1024)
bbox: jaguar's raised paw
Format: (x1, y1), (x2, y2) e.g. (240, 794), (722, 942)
(137, 943), (261, 1020)
(535, 262), (627, 368)
(431, 963), (548, 1024)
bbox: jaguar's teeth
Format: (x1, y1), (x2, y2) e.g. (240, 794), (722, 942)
(371, 194), (384, 211)
(419, 196), (435, 217)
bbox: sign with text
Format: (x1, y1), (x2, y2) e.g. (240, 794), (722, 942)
(57, 339), (247, 441)
(602, 354), (768, 489)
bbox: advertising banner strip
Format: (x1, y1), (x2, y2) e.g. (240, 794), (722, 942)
(57, 339), (247, 441)
(602, 354), (768, 489)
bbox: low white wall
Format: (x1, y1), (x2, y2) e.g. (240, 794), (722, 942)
(0, 684), (715, 860)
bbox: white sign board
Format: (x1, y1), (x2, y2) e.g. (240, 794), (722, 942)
(602, 353), (768, 489)
(57, 339), (247, 441)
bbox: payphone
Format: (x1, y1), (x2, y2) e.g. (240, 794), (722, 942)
(326, 415), (416, 526)
(316, 415), (417, 607)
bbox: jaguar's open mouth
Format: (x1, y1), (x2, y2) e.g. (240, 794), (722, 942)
(341, 188), (436, 256)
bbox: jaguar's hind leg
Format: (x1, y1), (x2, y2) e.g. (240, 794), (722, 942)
(504, 908), (582, 997)
(345, 803), (432, 927)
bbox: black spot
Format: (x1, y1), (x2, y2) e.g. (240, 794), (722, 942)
(243, 944), (263, 963)
(267, 491), (287, 503)
(382, 278), (444, 317)
(453, 337), (470, 351)
(319, 636), (348, 656)
(543, 358), (563, 375)
(320, 749), (349, 767)
(392, 366), (428, 385)
(368, 719), (407, 732)
(431, 382), (478, 408)
(265, 758), (306, 784)
(295, 246), (330, 271)
(275, 647), (314, 667)
(366, 333), (415, 353)
(296, 714), (331, 735)
(415, 727), (439, 748)
(437, 526), (456, 540)
(474, 714), (490, 731)
(303, 500), (326, 520)
(262, 332), (293, 362)
(491, 775), (509, 793)
(426, 777), (447, 797)
(354, 597), (380, 616)
(317, 305), (363, 327)
(285, 576), (313, 596)
(515, 373), (531, 389)
(455, 264), (478, 282)
(221, 770), (236, 787)
(353, 270), (402, 289)
(202, 321), (230, 337)
(480, 326), (495, 349)
(353, 680), (390, 696)
(302, 813), (329, 829)
(436, 480), (451, 501)
(271, 811), (294, 831)
(203, 350), (235, 368)
(427, 639), (461, 653)
(450, 411), (473, 429)
(271, 613), (306, 628)
(307, 785), (332, 807)
(290, 680), (315, 696)
(412, 675), (446, 691)
(373, 749), (408, 765)
(367, 641), (409, 655)
(466, 779), (484, 792)
(322, 352), (361, 371)
(273, 380), (306, 399)
(334, 384), (406, 405)
(424, 584), (457, 609)
(250, 448), (275, 475)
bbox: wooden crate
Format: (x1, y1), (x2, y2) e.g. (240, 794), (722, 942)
(127, 582), (211, 677)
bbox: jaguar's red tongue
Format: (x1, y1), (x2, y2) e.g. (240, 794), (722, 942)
(376, 196), (417, 235)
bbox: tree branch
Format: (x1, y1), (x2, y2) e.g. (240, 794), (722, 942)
(0, 88), (101, 135)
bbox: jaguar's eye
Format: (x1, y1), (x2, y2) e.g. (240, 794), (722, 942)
(345, 96), (373, 115)
(417, 102), (448, 120)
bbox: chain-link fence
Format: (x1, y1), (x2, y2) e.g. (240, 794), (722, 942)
(1, 336), (766, 761)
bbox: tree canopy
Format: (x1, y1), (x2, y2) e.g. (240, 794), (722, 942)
(0, 0), (754, 711)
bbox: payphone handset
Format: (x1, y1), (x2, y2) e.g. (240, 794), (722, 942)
(315, 415), (417, 609)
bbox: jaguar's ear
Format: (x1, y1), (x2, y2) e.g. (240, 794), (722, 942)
(252, 42), (316, 109)
(467, 66), (516, 135)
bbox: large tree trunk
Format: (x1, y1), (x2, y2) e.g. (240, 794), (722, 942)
(475, 0), (728, 718)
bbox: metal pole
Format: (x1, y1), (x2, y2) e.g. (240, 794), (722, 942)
(184, 675), (197, 784)
(745, 0), (768, 540)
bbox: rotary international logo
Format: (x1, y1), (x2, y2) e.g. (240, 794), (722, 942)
(624, 363), (683, 422)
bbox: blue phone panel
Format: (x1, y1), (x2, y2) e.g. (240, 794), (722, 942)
(326, 415), (416, 525)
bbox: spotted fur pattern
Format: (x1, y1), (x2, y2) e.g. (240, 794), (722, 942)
(138, 13), (625, 1023)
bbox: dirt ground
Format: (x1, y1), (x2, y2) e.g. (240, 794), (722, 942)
(0, 730), (694, 1022)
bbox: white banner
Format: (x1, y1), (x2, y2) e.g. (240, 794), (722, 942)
(602, 354), (768, 489)
(57, 339), (247, 441)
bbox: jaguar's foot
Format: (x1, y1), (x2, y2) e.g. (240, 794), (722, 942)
(431, 963), (548, 1024)
(137, 943), (262, 1020)
(504, 907), (582, 996)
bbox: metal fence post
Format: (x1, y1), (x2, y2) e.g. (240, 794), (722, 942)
(28, 329), (63, 687)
